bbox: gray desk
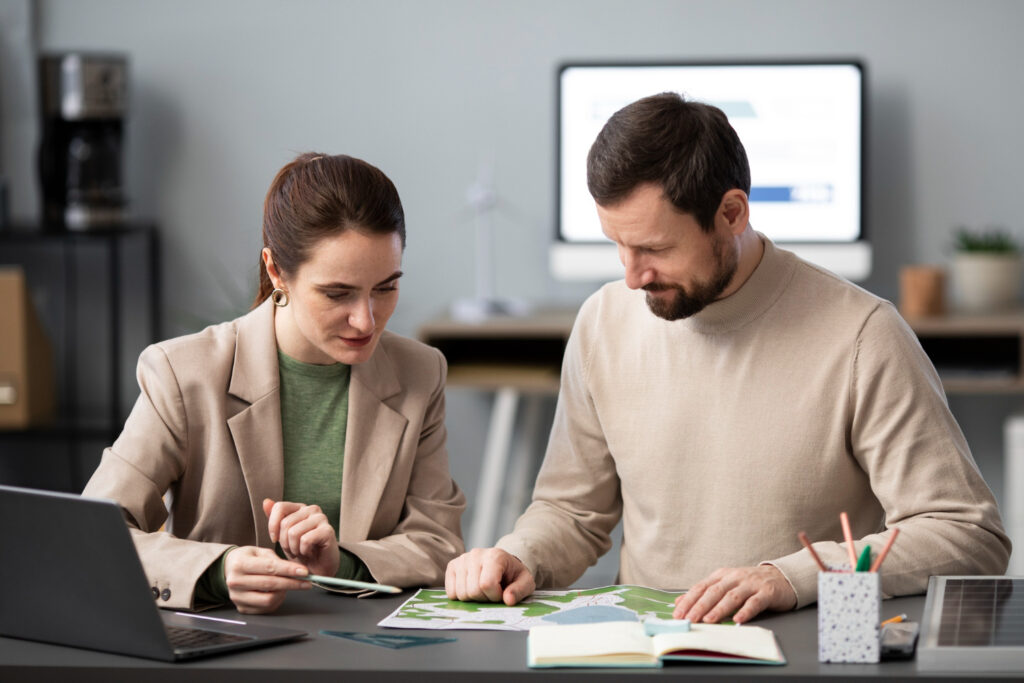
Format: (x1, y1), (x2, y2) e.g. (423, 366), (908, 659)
(1, 590), (1011, 681)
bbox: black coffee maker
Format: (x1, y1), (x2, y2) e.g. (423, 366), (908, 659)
(39, 52), (127, 230)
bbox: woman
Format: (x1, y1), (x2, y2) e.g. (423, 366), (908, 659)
(84, 152), (465, 614)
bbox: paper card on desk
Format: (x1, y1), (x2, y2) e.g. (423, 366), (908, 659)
(527, 620), (787, 668)
(378, 585), (683, 631)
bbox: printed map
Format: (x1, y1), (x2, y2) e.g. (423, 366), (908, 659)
(377, 585), (684, 631)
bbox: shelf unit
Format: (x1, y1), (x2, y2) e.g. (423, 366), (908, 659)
(904, 310), (1024, 394)
(0, 225), (160, 489)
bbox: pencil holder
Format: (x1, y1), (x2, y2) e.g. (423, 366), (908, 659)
(817, 571), (880, 663)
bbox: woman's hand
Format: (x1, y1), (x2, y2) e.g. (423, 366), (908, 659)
(222, 545), (310, 614)
(262, 498), (341, 577)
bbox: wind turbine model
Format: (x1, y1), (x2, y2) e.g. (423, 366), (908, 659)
(450, 161), (529, 323)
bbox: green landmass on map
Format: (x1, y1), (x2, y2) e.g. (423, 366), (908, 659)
(390, 585), (682, 623)
(394, 590), (560, 620)
(615, 586), (681, 619)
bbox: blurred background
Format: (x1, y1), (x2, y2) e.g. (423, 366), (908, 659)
(2, 0), (1023, 583)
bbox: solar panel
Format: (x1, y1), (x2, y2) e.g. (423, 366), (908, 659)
(918, 576), (1024, 672)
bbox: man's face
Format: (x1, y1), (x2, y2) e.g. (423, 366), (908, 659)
(597, 183), (739, 321)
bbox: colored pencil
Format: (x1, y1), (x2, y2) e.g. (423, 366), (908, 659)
(870, 527), (901, 573)
(840, 511), (857, 572)
(798, 531), (829, 572)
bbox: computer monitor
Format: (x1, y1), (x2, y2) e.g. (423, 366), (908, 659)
(552, 60), (869, 282)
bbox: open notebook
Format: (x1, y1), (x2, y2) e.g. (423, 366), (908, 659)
(528, 620), (786, 668)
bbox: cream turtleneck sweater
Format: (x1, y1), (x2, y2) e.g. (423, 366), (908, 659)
(498, 237), (1009, 607)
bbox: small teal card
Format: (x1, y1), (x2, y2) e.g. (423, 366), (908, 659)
(320, 630), (457, 649)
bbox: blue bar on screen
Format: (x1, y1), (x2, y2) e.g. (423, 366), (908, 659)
(749, 186), (795, 202)
(750, 184), (834, 203)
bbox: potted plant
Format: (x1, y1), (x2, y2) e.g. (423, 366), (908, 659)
(950, 226), (1023, 312)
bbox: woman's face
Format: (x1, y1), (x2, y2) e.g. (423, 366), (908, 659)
(268, 229), (403, 365)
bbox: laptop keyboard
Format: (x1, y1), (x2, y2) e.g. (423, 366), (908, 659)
(166, 625), (252, 650)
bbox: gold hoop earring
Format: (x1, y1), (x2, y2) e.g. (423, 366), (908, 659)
(271, 288), (289, 307)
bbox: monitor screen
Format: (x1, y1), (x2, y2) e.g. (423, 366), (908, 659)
(554, 61), (868, 281)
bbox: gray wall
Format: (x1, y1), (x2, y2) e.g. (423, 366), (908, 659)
(3, 1), (1023, 561)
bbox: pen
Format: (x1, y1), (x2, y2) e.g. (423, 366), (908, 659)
(880, 613), (908, 627)
(869, 527), (900, 573)
(855, 545), (872, 572)
(839, 511), (857, 572)
(294, 574), (402, 594)
(798, 531), (829, 572)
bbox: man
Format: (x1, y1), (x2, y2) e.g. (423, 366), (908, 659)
(446, 92), (1010, 624)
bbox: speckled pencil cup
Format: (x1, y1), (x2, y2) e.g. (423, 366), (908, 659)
(817, 571), (880, 663)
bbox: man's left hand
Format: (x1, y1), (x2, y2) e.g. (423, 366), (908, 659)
(672, 565), (796, 624)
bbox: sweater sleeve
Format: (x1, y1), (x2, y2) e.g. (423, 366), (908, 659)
(496, 298), (623, 587)
(83, 345), (234, 610)
(767, 303), (1010, 607)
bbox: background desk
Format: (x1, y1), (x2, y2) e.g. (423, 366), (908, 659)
(419, 308), (575, 549)
(0, 590), (987, 682)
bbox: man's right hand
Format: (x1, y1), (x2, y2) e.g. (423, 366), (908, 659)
(445, 548), (536, 605)
(223, 546), (311, 614)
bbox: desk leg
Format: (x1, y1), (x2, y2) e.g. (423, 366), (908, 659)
(468, 387), (519, 549)
(1005, 416), (1024, 574)
(499, 394), (545, 536)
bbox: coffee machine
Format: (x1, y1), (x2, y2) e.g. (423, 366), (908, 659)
(39, 52), (127, 230)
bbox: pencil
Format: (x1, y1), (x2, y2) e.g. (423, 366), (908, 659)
(880, 613), (908, 627)
(798, 531), (829, 572)
(295, 574), (402, 594)
(840, 511), (857, 572)
(870, 527), (900, 573)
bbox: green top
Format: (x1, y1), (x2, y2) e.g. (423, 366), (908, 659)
(277, 350), (350, 529)
(195, 351), (371, 607)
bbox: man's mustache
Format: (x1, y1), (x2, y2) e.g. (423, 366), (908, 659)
(643, 283), (676, 293)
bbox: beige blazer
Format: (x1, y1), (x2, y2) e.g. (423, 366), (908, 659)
(83, 299), (465, 610)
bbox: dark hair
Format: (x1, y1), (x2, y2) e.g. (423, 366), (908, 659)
(252, 152), (406, 308)
(586, 92), (750, 232)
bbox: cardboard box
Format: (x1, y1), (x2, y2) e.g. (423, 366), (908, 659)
(0, 267), (56, 428)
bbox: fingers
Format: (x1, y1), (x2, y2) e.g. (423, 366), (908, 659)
(502, 566), (536, 606)
(234, 590), (287, 615)
(672, 570), (720, 618)
(445, 548), (533, 603)
(477, 552), (509, 603)
(672, 566), (797, 625)
(264, 499), (302, 544)
(280, 512), (329, 557)
(732, 592), (772, 625)
(265, 499), (337, 562)
(444, 548), (496, 601)
(224, 546), (310, 614)
(673, 570), (730, 622)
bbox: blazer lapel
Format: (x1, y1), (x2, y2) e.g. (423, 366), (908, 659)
(340, 336), (409, 542)
(226, 299), (284, 547)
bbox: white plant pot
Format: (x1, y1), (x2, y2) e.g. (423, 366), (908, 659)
(951, 253), (1023, 312)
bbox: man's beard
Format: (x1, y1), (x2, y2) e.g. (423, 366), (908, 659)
(643, 233), (739, 321)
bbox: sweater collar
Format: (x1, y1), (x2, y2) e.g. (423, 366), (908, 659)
(682, 234), (796, 335)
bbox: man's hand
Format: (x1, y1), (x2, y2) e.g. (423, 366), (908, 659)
(223, 546), (311, 614)
(445, 548), (536, 605)
(673, 565), (797, 624)
(263, 498), (341, 577)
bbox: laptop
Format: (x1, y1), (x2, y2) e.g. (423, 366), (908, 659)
(0, 484), (307, 661)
